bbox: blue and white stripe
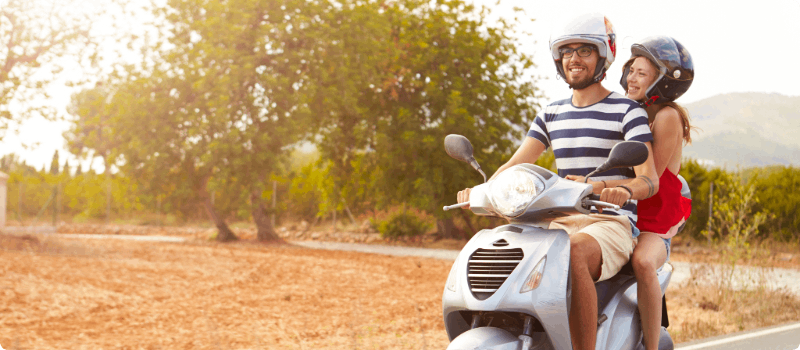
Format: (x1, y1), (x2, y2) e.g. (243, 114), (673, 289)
(527, 92), (653, 228)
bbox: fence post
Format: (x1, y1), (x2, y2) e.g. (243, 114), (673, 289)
(157, 196), (162, 226)
(17, 179), (22, 225)
(332, 210), (337, 233)
(271, 180), (276, 228)
(51, 185), (58, 226)
(0, 172), (8, 228)
(106, 170), (111, 225)
(707, 181), (714, 243)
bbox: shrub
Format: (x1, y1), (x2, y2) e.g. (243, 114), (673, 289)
(372, 206), (433, 240)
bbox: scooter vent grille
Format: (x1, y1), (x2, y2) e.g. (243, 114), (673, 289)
(467, 248), (524, 300)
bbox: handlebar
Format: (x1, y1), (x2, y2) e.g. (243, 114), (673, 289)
(585, 194), (632, 210)
(443, 202), (470, 211)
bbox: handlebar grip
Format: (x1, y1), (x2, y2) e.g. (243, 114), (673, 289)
(588, 194), (632, 207)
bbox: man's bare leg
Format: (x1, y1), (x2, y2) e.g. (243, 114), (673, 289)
(569, 233), (603, 350)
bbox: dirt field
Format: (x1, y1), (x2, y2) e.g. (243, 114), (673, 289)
(1, 233), (799, 349)
(1, 234), (451, 349)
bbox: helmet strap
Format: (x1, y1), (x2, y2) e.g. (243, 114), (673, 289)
(640, 95), (660, 108)
(592, 58), (606, 83)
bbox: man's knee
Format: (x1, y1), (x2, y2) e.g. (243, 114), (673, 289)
(570, 235), (602, 274)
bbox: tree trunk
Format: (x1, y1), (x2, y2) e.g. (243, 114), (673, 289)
(436, 217), (460, 240)
(200, 180), (237, 242)
(251, 190), (281, 242)
(342, 200), (357, 225)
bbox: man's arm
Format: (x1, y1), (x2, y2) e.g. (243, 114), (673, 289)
(596, 141), (659, 205)
(490, 137), (547, 180)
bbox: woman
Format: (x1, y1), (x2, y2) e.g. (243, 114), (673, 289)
(622, 36), (694, 350)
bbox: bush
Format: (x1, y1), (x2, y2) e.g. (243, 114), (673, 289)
(372, 206), (433, 240)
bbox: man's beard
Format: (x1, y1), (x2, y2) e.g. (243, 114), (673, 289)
(567, 74), (595, 90)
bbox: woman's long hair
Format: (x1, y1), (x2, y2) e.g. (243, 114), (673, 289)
(624, 56), (696, 145)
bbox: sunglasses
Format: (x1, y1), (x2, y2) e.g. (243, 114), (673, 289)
(558, 45), (596, 58)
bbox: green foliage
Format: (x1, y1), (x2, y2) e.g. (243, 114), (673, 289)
(703, 171), (771, 246)
(4, 160), (143, 222)
(534, 149), (556, 172)
(680, 159), (800, 243)
(749, 166), (800, 241)
(372, 206), (433, 241)
(301, 0), (539, 237)
(679, 159), (729, 239)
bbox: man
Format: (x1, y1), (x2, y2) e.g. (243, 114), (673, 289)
(457, 14), (659, 350)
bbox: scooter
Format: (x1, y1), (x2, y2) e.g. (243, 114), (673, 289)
(441, 134), (688, 350)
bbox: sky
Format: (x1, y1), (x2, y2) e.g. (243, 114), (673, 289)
(3, 0), (800, 172)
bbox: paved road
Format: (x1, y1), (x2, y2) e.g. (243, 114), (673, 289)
(675, 322), (800, 350)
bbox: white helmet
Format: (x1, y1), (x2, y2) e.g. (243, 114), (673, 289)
(549, 13), (617, 83)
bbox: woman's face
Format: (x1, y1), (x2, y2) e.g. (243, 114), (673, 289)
(625, 56), (659, 101)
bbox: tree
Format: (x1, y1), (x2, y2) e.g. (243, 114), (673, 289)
(69, 0), (321, 241)
(49, 150), (59, 175)
(0, 0), (123, 135)
(306, 0), (539, 237)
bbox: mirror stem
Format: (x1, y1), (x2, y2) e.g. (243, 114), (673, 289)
(584, 170), (596, 183)
(469, 160), (487, 183)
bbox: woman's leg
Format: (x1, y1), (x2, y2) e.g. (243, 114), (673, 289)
(632, 232), (669, 350)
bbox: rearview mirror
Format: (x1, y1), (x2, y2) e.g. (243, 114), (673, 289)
(444, 134), (486, 182)
(584, 141), (649, 180)
(444, 134), (475, 164)
(606, 141), (649, 169)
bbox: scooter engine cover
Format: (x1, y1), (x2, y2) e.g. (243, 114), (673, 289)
(446, 327), (520, 350)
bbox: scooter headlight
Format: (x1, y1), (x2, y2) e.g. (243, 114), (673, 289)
(520, 255), (547, 293)
(489, 166), (545, 217)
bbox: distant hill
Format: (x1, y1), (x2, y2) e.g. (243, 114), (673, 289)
(682, 93), (800, 168)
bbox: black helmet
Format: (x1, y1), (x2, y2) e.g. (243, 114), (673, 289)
(620, 36), (694, 107)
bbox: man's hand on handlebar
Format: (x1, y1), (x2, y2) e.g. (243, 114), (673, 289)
(597, 187), (632, 213)
(457, 188), (472, 210)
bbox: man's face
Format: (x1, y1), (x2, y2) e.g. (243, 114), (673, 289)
(560, 43), (599, 90)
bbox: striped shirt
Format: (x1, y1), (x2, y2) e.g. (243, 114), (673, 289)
(527, 92), (653, 230)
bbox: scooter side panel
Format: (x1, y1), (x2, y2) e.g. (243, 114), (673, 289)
(595, 263), (674, 350)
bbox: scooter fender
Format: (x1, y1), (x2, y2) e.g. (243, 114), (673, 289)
(446, 327), (520, 350)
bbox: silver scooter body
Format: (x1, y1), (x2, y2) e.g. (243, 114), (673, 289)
(442, 138), (682, 350)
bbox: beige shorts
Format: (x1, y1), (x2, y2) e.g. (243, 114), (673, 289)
(549, 214), (638, 282)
